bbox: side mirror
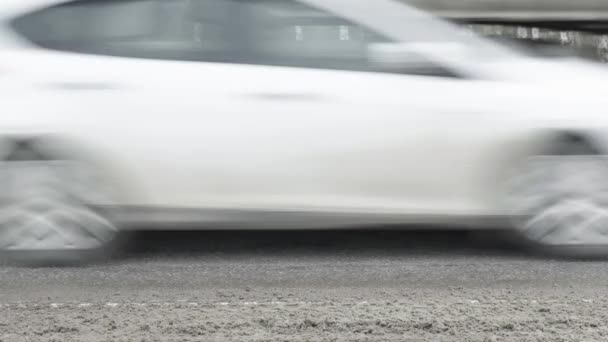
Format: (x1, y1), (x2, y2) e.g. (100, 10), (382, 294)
(368, 42), (471, 74)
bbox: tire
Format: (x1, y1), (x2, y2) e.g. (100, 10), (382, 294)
(0, 160), (124, 265)
(505, 145), (608, 257)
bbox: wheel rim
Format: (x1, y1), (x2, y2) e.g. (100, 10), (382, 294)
(0, 161), (117, 251)
(507, 155), (608, 246)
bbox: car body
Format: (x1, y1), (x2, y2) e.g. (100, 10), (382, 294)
(1, 0), (608, 262)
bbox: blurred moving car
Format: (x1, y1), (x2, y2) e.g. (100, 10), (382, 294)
(1, 0), (608, 263)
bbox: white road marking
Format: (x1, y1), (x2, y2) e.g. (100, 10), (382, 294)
(0, 299), (600, 309)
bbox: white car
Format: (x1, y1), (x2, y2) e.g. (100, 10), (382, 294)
(1, 0), (608, 263)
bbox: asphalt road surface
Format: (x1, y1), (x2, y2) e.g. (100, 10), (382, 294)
(1, 229), (608, 342)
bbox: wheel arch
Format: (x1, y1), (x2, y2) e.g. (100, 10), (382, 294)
(536, 130), (605, 156)
(484, 128), (607, 212)
(0, 134), (143, 205)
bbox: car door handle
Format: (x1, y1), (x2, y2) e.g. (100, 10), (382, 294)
(44, 82), (122, 91)
(246, 92), (327, 101)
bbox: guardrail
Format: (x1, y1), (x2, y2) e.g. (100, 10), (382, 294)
(404, 0), (608, 32)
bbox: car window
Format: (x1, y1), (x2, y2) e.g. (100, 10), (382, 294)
(238, 0), (388, 70)
(12, 0), (453, 76)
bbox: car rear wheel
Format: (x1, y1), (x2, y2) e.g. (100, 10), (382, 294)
(0, 160), (122, 265)
(506, 153), (608, 256)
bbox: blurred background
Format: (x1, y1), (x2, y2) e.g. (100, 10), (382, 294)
(413, 0), (608, 61)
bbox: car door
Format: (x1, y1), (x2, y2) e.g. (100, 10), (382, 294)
(8, 0), (488, 215)
(144, 0), (487, 214)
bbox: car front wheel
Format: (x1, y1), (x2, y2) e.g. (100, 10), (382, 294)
(506, 153), (608, 256)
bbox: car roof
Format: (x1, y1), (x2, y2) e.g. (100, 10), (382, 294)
(0, 0), (424, 40)
(0, 0), (472, 41)
(1, 0), (406, 21)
